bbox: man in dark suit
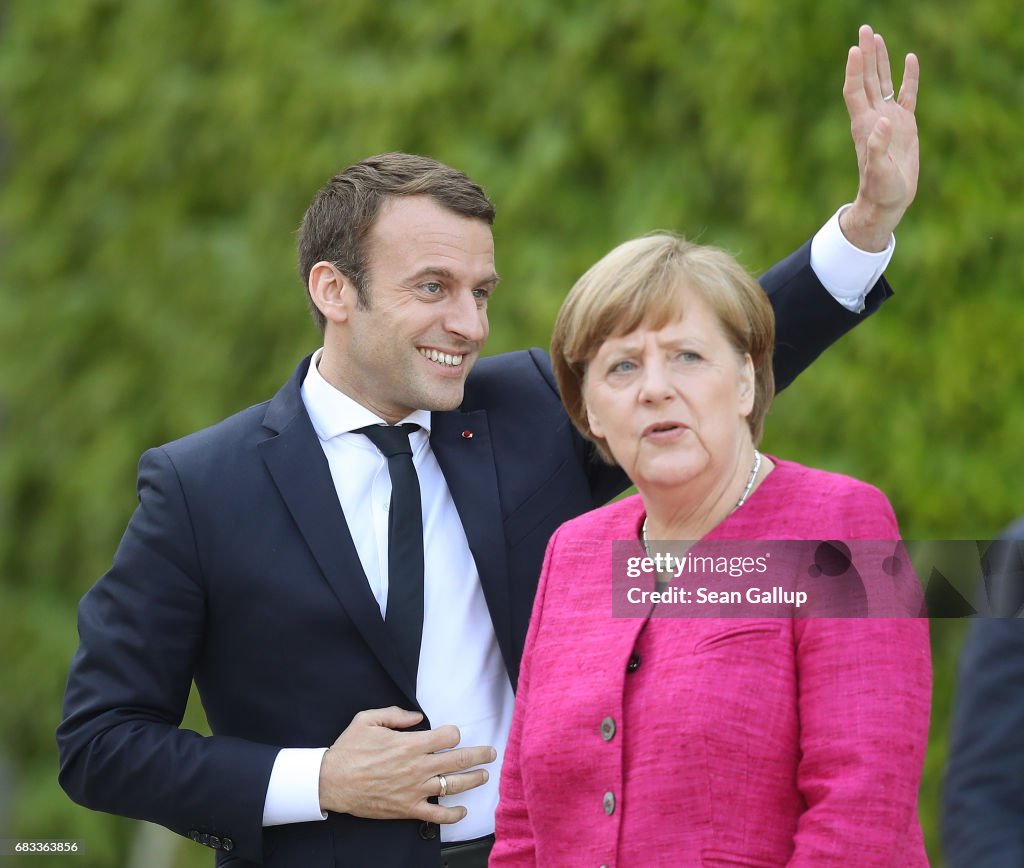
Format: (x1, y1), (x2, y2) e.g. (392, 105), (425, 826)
(58, 27), (919, 867)
(942, 517), (1024, 867)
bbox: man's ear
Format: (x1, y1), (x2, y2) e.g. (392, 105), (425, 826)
(738, 353), (755, 417)
(308, 262), (356, 325)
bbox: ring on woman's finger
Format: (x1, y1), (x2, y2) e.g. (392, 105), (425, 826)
(883, 91), (895, 101)
(437, 774), (448, 798)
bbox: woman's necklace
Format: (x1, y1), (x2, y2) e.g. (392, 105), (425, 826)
(734, 449), (762, 511)
(641, 450), (761, 553)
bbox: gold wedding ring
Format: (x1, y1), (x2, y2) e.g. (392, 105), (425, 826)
(438, 774), (448, 798)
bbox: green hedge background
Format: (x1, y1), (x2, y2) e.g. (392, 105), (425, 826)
(2, 1), (1021, 865)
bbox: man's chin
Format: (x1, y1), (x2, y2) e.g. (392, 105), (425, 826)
(421, 360), (475, 411)
(414, 379), (468, 413)
(430, 387), (467, 412)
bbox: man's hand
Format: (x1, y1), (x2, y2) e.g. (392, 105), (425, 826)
(317, 706), (497, 824)
(840, 24), (920, 252)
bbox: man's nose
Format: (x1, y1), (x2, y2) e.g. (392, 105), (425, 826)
(444, 291), (488, 344)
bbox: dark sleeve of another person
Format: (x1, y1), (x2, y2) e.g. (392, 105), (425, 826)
(943, 577), (1024, 867)
(758, 239), (893, 393)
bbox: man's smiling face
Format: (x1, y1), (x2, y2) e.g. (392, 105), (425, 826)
(326, 195), (498, 423)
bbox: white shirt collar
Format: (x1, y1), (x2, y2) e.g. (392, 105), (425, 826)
(301, 348), (433, 441)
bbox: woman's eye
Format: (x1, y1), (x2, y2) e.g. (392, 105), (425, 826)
(611, 360), (637, 374)
(678, 351), (701, 363)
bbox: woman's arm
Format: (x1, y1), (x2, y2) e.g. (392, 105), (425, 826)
(789, 617), (931, 865)
(490, 526), (564, 866)
(788, 487), (931, 865)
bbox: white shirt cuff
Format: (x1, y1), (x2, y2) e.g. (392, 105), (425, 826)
(262, 747), (329, 826)
(810, 204), (895, 313)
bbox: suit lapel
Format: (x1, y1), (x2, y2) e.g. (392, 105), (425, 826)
(431, 410), (513, 668)
(258, 358), (419, 706)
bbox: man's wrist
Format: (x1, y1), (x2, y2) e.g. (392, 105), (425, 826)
(317, 746), (350, 816)
(810, 205), (894, 313)
(839, 196), (902, 253)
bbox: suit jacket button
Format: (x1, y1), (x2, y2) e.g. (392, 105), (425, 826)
(221, 837), (234, 852)
(627, 653), (641, 672)
(600, 716), (616, 741)
(418, 821), (438, 840)
(188, 830), (200, 842)
(603, 791), (616, 815)
(207, 835), (221, 849)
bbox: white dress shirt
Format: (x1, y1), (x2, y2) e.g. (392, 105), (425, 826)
(810, 205), (893, 312)
(261, 209), (894, 834)
(262, 350), (515, 842)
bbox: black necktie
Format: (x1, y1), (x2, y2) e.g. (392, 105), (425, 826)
(357, 424), (424, 684)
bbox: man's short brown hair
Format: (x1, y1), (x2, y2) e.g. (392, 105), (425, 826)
(550, 233), (776, 463)
(297, 153), (496, 332)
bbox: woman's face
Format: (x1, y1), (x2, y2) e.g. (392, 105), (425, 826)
(582, 292), (755, 493)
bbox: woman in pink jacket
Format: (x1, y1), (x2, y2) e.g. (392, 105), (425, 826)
(490, 235), (931, 867)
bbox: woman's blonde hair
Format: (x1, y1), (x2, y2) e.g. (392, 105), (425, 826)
(551, 233), (775, 463)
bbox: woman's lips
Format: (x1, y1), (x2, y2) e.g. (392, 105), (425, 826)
(641, 421), (689, 442)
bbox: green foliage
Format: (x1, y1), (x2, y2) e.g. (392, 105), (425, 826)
(2, 1), (1021, 864)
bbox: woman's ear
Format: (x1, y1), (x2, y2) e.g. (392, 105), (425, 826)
(738, 353), (755, 417)
(585, 402), (604, 439)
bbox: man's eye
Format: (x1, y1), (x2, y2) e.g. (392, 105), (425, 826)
(422, 282), (442, 294)
(471, 287), (491, 300)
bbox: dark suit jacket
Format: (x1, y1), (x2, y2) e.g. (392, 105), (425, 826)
(942, 517), (1024, 867)
(57, 242), (891, 866)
